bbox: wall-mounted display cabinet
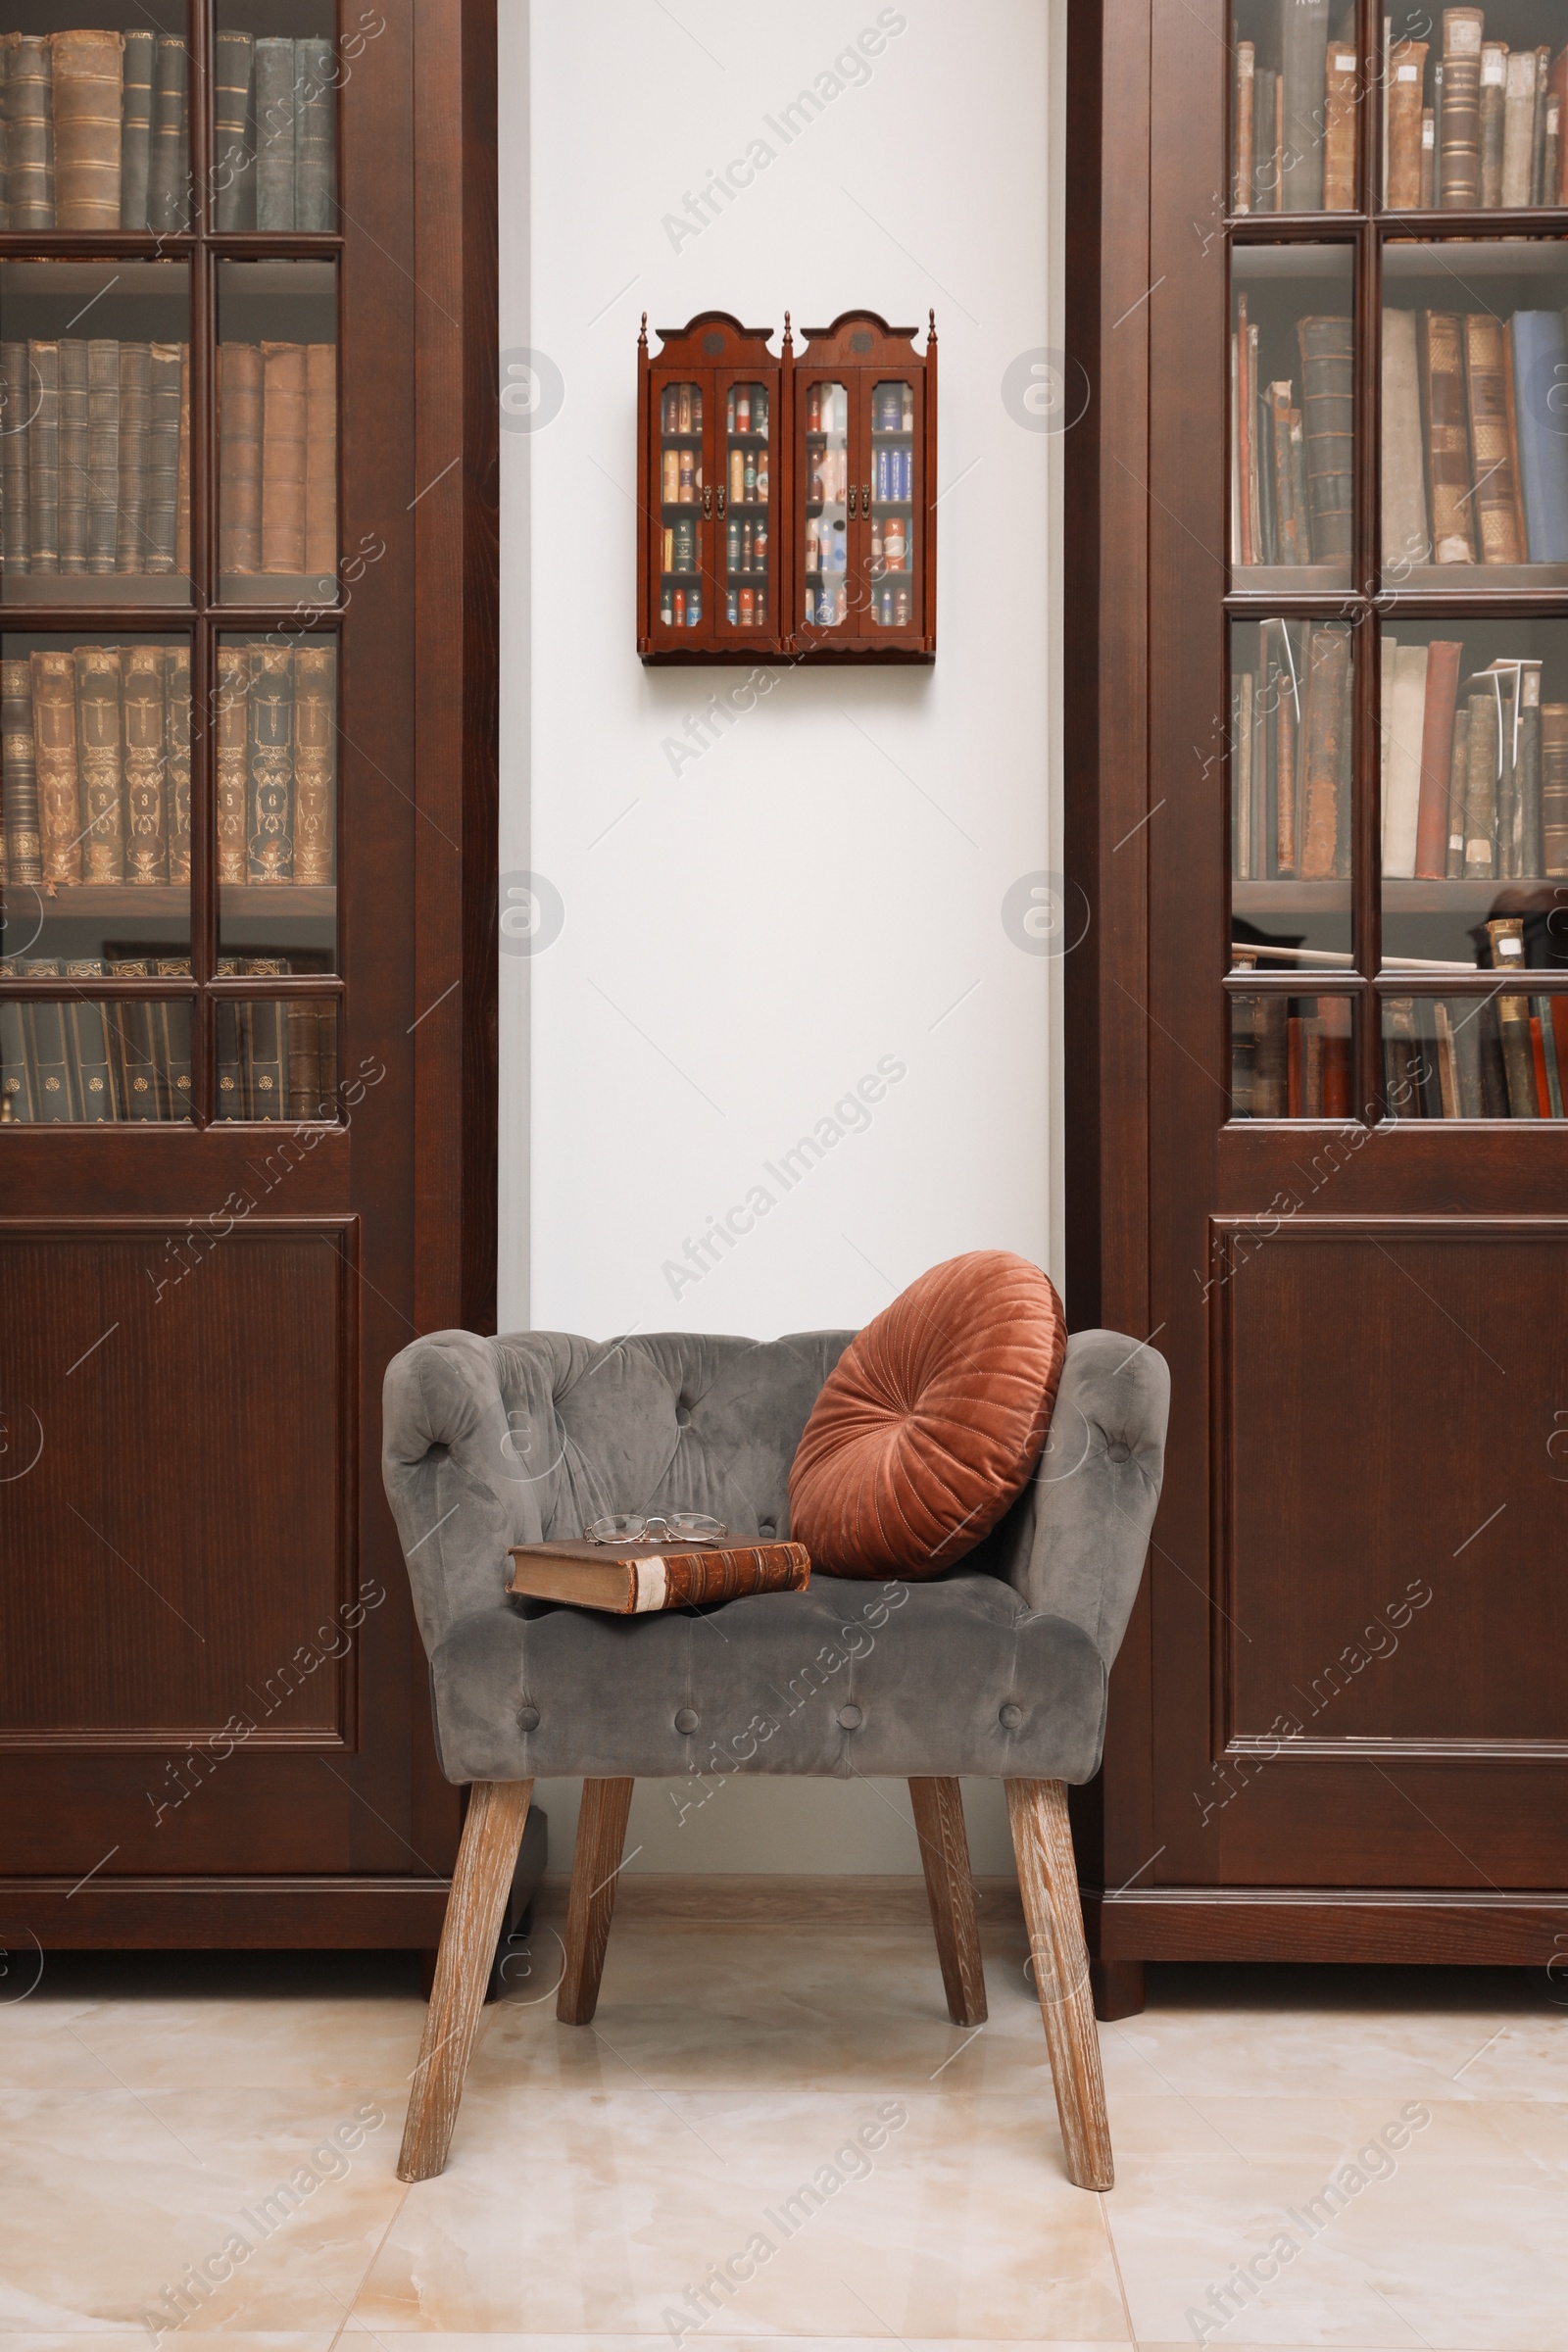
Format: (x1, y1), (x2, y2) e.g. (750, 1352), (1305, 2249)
(636, 307), (936, 663)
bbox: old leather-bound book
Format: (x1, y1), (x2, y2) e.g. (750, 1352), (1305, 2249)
(510, 1538), (810, 1614)
(146, 36), (188, 232)
(106, 957), (162, 1122)
(1462, 314), (1523, 564)
(1300, 623), (1349, 878)
(292, 641), (336, 884)
(1461, 683), (1497, 876)
(51, 27), (122, 229)
(1543, 704), (1568, 877)
(262, 342), (308, 573)
(116, 341), (151, 574)
(1322, 33), (1356, 210)
(85, 338), (120, 574)
(1477, 40), (1506, 207)
(1251, 997), (1288, 1118)
(247, 644), (294, 880)
(296, 38), (336, 228)
(215, 644), (249, 881)
(286, 998), (321, 1119)
(6, 36), (55, 230)
(58, 338), (89, 573)
(122, 642), (169, 885)
(74, 646), (124, 882)
(1421, 312), (1475, 563)
(0, 342), (31, 573)
(255, 37), (296, 228)
(120, 26), (154, 229)
(214, 28), (255, 229)
(1234, 41), (1254, 212)
(1386, 40), (1429, 207)
(174, 345), (190, 579)
(219, 342), (264, 574)
(1278, 0), (1329, 211)
(305, 343), (336, 579)
(1440, 8), (1484, 207)
(1, 657), (42, 886)
(1501, 47), (1539, 208)
(1413, 639), (1463, 878)
(26, 340), (59, 573)
(30, 649), (80, 887)
(165, 647), (191, 884)
(145, 342), (182, 573)
(1381, 308), (1429, 568)
(1296, 317), (1352, 563)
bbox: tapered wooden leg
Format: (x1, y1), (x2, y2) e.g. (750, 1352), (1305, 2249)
(398, 1778), (533, 2183)
(557, 1776), (635, 2025)
(908, 1776), (988, 2026)
(1005, 1777), (1114, 2191)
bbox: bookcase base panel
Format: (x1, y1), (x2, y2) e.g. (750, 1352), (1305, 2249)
(0, 1873), (461, 1948)
(1086, 1889), (1568, 1974)
(638, 644), (936, 666)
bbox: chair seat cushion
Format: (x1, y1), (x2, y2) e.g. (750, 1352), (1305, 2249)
(787, 1250), (1067, 1577)
(428, 1573), (1108, 1787)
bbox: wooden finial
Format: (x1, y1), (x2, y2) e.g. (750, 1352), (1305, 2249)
(638, 310), (648, 351)
(928, 308), (937, 346)
(783, 308), (793, 351)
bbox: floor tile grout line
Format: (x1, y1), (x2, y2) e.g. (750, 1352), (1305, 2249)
(1097, 2171), (1141, 2348)
(329, 2175), (410, 2349)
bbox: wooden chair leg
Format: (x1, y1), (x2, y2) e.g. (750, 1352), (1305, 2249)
(907, 1776), (988, 2026)
(398, 1778), (533, 2183)
(557, 1775), (635, 2025)
(1005, 1777), (1114, 2192)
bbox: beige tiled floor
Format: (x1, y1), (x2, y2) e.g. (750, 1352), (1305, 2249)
(2, 1914), (1565, 2347)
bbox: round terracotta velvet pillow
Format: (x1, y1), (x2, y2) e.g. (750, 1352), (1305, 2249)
(788, 1250), (1068, 1577)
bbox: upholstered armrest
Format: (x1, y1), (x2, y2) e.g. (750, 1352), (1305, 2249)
(992, 1328), (1169, 1667)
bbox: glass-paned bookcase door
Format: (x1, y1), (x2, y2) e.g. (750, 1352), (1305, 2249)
(1231, 244), (1353, 593)
(0, 3), (192, 231)
(1383, 4), (1568, 213)
(717, 376), (771, 639)
(1231, 0), (1361, 213)
(654, 376), (704, 638)
(801, 377), (850, 632)
(214, 0), (341, 233)
(218, 260), (337, 607)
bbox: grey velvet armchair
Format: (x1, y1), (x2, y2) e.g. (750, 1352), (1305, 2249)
(381, 1320), (1169, 2191)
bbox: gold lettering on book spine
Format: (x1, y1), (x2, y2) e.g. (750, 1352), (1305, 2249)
(215, 644), (249, 883)
(292, 642), (335, 884)
(122, 644), (169, 883)
(30, 649), (83, 885)
(247, 645), (293, 881)
(75, 646), (125, 882)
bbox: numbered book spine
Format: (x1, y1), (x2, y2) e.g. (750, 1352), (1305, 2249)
(57, 338), (89, 572)
(50, 27), (122, 229)
(75, 646), (125, 882)
(85, 338), (120, 574)
(1, 657), (41, 886)
(219, 341), (263, 575)
(261, 341), (308, 572)
(120, 26), (154, 228)
(215, 644), (250, 882)
(254, 38), (297, 229)
(30, 648), (81, 887)
(295, 38), (336, 228)
(144, 341), (182, 573)
(116, 341), (151, 574)
(106, 958), (161, 1121)
(292, 640), (336, 882)
(247, 646), (295, 880)
(214, 29), (255, 229)
(153, 957), (191, 1117)
(66, 979), (117, 1122)
(6, 36), (54, 230)
(122, 642), (169, 884)
(0, 342), (31, 574)
(165, 647), (191, 883)
(26, 339), (59, 573)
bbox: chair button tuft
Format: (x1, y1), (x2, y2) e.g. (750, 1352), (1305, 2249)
(837, 1703), (863, 1730)
(758, 1520), (775, 1537)
(674, 1706), (699, 1735)
(999, 1702), (1023, 1731)
(675, 1407), (692, 1428)
(517, 1704), (540, 1732)
(1106, 1441), (1131, 1463)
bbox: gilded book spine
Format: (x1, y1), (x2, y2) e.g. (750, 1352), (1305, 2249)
(30, 649), (81, 886)
(295, 38), (336, 229)
(1477, 40), (1506, 207)
(50, 27), (122, 230)
(116, 340), (151, 574)
(1542, 703), (1568, 877)
(165, 646), (191, 883)
(122, 642), (169, 884)
(147, 35), (188, 233)
(1462, 687), (1496, 876)
(85, 338), (120, 573)
(292, 641), (336, 883)
(1296, 317), (1353, 563)
(261, 340), (308, 573)
(57, 337), (88, 572)
(0, 342), (30, 573)
(247, 646), (294, 880)
(1387, 41), (1429, 208)
(219, 342), (263, 574)
(120, 25), (154, 228)
(1440, 7), (1484, 207)
(1421, 312), (1475, 563)
(1300, 624), (1351, 879)
(144, 341), (182, 573)
(213, 29), (255, 230)
(254, 37), (297, 229)
(1, 657), (41, 886)
(6, 36), (54, 231)
(215, 645), (250, 883)
(1463, 314), (1523, 564)
(26, 339), (59, 573)
(75, 646), (125, 883)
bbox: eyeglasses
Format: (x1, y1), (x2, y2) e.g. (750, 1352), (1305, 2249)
(585, 1512), (727, 1546)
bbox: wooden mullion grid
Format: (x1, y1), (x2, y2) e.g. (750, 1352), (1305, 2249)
(189, 0), (209, 238)
(206, 975), (345, 997)
(1353, 208), (1381, 1120)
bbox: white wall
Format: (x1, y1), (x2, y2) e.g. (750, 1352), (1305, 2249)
(499, 0), (1064, 1877)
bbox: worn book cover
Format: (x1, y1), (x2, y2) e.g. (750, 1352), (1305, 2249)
(510, 1539), (811, 1616)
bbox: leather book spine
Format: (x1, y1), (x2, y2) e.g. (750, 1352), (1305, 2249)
(261, 341), (308, 573)
(1268, 385), (1299, 564)
(1446, 706), (1469, 876)
(6, 36), (54, 230)
(165, 646), (190, 883)
(653, 1544), (811, 1610)
(1421, 107), (1436, 205)
(291, 640), (335, 883)
(1275, 624), (1298, 875)
(215, 644), (249, 882)
(316, 1001), (337, 1110)
(254, 38), (297, 230)
(74, 646), (124, 882)
(122, 642), (168, 884)
(219, 341), (263, 575)
(105, 959), (161, 1121)
(1498, 994), (1539, 1115)
(1421, 312), (1475, 563)
(120, 26), (153, 228)
(30, 649), (81, 887)
(1550, 50), (1567, 202)
(1542, 702), (1568, 876)
(66, 986), (116, 1122)
(1383, 999), (1420, 1118)
(1322, 35), (1356, 209)
(1461, 686), (1496, 875)
(1440, 9), (1483, 207)
(246, 644), (294, 880)
(85, 337), (119, 573)
(1501, 328), (1528, 564)
(1551, 998), (1568, 1115)
(1501, 46), (1538, 207)
(214, 29), (255, 230)
(1, 658), (41, 885)
(286, 996), (320, 1117)
(57, 337), (88, 572)
(116, 341), (151, 574)
(1413, 638), (1462, 877)
(1, 342), (30, 574)
(1300, 622), (1349, 878)
(1234, 41), (1254, 213)
(1381, 308), (1429, 568)
(1477, 40), (1506, 206)
(304, 342), (336, 579)
(1462, 314), (1523, 563)
(1278, 0), (1329, 211)
(153, 957), (192, 1117)
(1321, 997), (1351, 1117)
(144, 341), (182, 573)
(147, 36), (188, 233)
(240, 960), (288, 1118)
(26, 339), (59, 573)
(215, 982), (244, 1118)
(174, 343), (190, 580)
(1236, 299), (1253, 564)
(24, 991), (77, 1121)
(0, 38), (10, 236)
(295, 38), (336, 228)
(1296, 317), (1352, 563)
(1252, 996), (1288, 1116)
(50, 28), (122, 230)
(1519, 664), (1543, 876)
(1532, 49), (1550, 206)
(1387, 41), (1429, 207)
(0, 996), (35, 1119)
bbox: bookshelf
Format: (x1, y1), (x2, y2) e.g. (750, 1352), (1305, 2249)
(0, 0), (494, 1952)
(636, 307), (937, 663)
(1065, 0), (1568, 2013)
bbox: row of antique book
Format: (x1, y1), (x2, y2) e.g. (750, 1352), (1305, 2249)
(1232, 6), (1568, 212)
(0, 639), (336, 890)
(1232, 624), (1568, 881)
(1385, 309), (1568, 570)
(1231, 305), (1349, 566)
(1230, 980), (1568, 1118)
(0, 965), (336, 1123)
(0, 29), (334, 231)
(0, 338), (336, 582)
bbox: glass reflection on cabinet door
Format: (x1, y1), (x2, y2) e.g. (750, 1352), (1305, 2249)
(720, 379), (769, 634)
(869, 378), (916, 630)
(803, 380), (849, 629)
(656, 379), (704, 634)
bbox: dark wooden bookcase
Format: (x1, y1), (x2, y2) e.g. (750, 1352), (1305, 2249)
(637, 306), (936, 663)
(1067, 0), (1568, 2012)
(0, 0), (497, 1949)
